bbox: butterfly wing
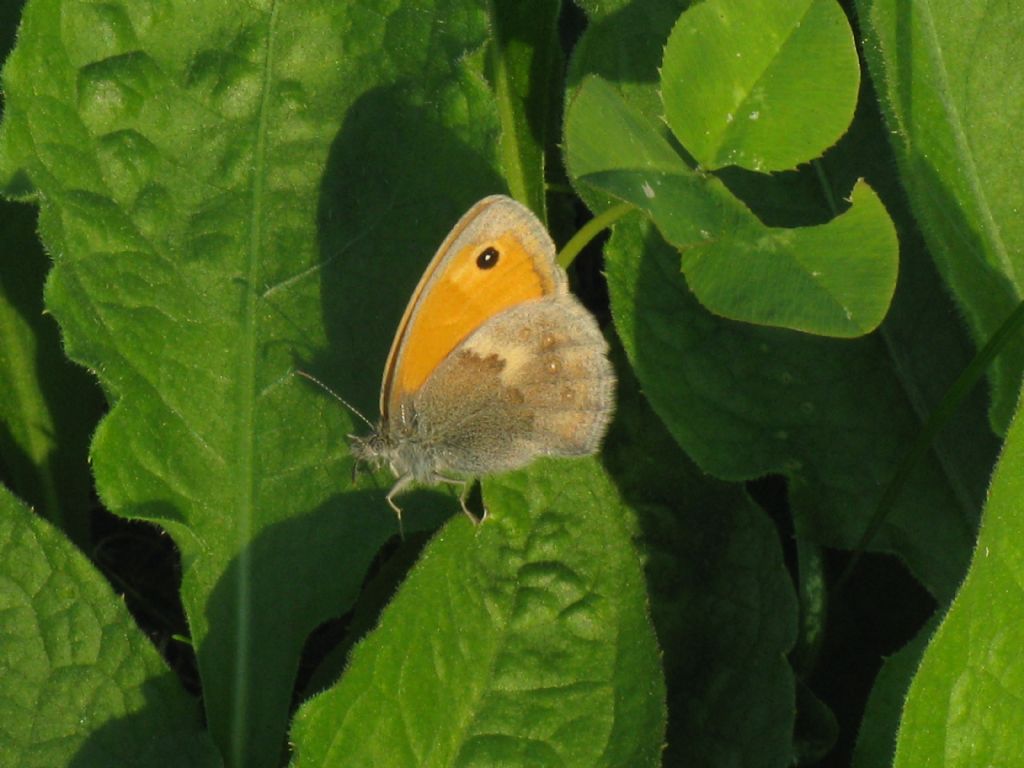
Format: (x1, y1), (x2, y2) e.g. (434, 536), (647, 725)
(407, 294), (615, 476)
(380, 196), (565, 421)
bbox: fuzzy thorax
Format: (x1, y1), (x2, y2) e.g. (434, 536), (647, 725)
(350, 421), (442, 486)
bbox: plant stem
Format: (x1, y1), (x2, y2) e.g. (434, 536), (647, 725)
(558, 203), (633, 269)
(835, 299), (1024, 594)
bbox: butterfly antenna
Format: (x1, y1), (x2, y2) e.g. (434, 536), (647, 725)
(294, 369), (375, 429)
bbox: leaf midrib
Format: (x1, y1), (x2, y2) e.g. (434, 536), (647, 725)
(716, 0), (819, 165)
(229, 3), (280, 765)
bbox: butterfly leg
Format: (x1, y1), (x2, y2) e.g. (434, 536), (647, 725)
(458, 481), (479, 524)
(434, 475), (479, 524)
(386, 475), (414, 540)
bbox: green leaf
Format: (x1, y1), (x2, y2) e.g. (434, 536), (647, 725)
(605, 347), (798, 766)
(0, 1), (26, 115)
(603, 214), (977, 601)
(0, 2), (500, 766)
(567, 0), (1001, 759)
(0, 1), (100, 546)
(566, 75), (898, 337)
(793, 680), (838, 763)
(853, 619), (934, 768)
(487, 0), (561, 217)
(0, 484), (220, 768)
(566, 0), (995, 601)
(859, 0), (1024, 432)
(0, 199), (103, 547)
(662, 0), (859, 172)
(289, 458), (666, 768)
(894, 393), (1024, 766)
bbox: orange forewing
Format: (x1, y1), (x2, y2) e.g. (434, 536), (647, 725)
(381, 201), (560, 417)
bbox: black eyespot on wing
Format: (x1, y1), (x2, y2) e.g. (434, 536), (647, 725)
(476, 247), (500, 270)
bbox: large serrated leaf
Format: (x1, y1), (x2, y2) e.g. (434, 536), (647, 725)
(289, 459), (665, 768)
(487, 0), (561, 218)
(0, 484), (220, 768)
(0, 2), (501, 766)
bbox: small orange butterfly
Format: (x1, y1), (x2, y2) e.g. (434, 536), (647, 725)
(309, 196), (616, 526)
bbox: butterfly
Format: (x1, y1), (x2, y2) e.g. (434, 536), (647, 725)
(339, 195), (615, 525)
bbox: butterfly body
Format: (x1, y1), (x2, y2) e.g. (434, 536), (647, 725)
(352, 196), (615, 519)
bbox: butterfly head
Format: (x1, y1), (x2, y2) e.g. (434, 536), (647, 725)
(349, 416), (439, 487)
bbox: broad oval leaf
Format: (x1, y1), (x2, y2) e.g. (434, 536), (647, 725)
(603, 214), (979, 602)
(853, 619), (935, 768)
(607, 355), (798, 767)
(566, 76), (898, 337)
(662, 0), (859, 172)
(893, 395), (1024, 767)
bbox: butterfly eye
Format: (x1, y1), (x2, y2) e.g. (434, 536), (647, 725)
(476, 247), (500, 270)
